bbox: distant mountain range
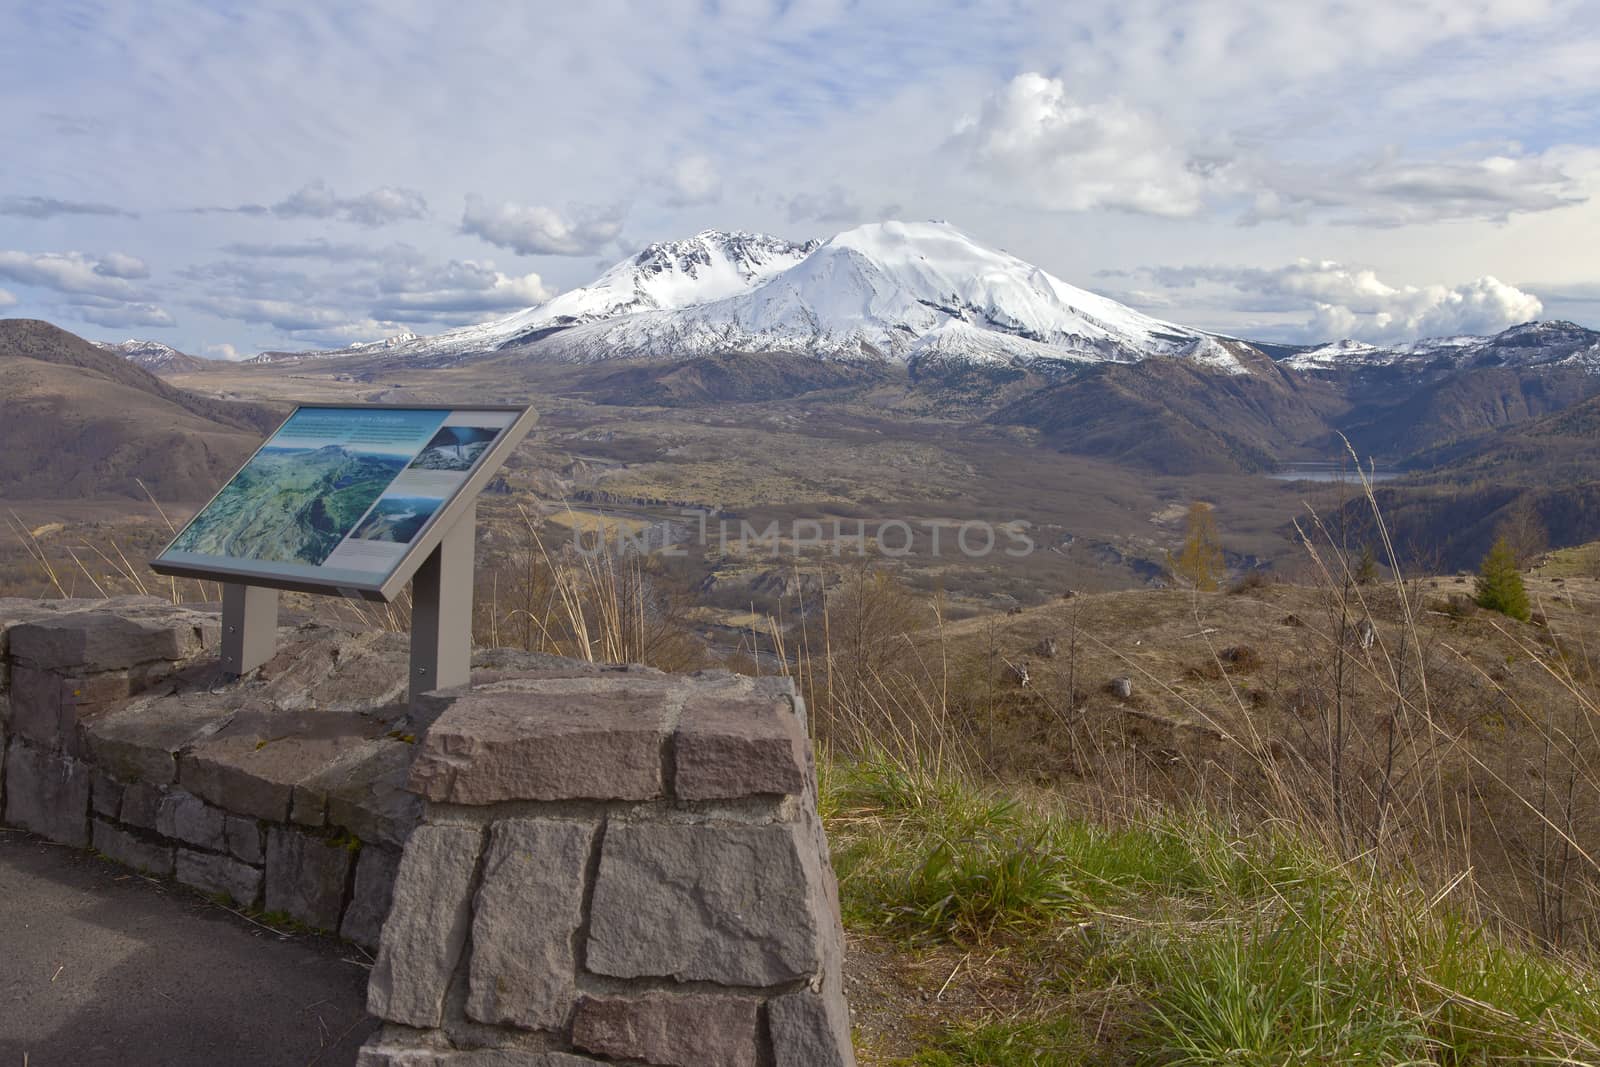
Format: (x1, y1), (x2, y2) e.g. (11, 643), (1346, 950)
(94, 338), (211, 376)
(226, 221), (1597, 380)
(86, 222), (1595, 387)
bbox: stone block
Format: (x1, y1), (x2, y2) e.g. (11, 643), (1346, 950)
(175, 849), (263, 907)
(672, 696), (808, 800)
(8, 665), (71, 748)
(586, 822), (824, 987)
(341, 845), (401, 951)
(323, 741), (423, 849)
(90, 768), (123, 818)
(768, 989), (856, 1067)
(225, 815), (264, 865)
(465, 818), (596, 1030)
(571, 993), (760, 1067)
(368, 824), (484, 1028)
(408, 682), (676, 804)
(119, 781), (164, 830)
(8, 610), (205, 671)
(93, 819), (175, 877)
(293, 737), (422, 846)
(180, 709), (388, 823)
(156, 789), (227, 850)
(11, 664), (168, 756)
(265, 827), (355, 931)
(3, 742), (91, 846)
(86, 692), (235, 785)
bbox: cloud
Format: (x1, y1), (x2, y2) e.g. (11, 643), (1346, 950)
(194, 183), (429, 227)
(188, 294), (359, 334)
(219, 239), (421, 263)
(272, 181), (429, 226)
(949, 73), (1216, 217)
(76, 302), (177, 328)
(1246, 147), (1587, 227)
(0, 287), (15, 308)
(204, 342), (244, 361)
(0, 195), (138, 219)
(661, 155), (722, 207)
(0, 250), (150, 300)
(94, 252), (151, 279)
(460, 196), (626, 256)
(180, 250), (555, 342)
(1138, 260), (1544, 342)
(370, 259), (554, 316)
(786, 185), (862, 224)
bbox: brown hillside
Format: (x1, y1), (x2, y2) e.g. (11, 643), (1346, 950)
(0, 319), (285, 501)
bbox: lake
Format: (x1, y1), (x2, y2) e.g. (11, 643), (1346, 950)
(1266, 462), (1401, 483)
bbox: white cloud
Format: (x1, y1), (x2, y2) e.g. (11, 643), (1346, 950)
(662, 155), (722, 207)
(204, 342), (243, 361)
(0, 250), (148, 299)
(0, 287), (15, 307)
(1246, 147), (1587, 227)
(1138, 260), (1544, 342)
(76, 302), (176, 328)
(949, 73), (1215, 217)
(188, 295), (356, 333)
(371, 259), (554, 316)
(460, 196), (627, 256)
(94, 252), (151, 279)
(272, 181), (429, 226)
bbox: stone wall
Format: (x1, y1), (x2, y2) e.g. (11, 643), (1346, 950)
(0, 597), (424, 948)
(361, 672), (854, 1066)
(1, 598), (855, 1065)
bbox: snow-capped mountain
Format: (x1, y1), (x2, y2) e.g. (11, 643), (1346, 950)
(248, 230), (818, 364)
(1282, 321), (1600, 372)
(529, 221), (1246, 372)
(250, 222), (1251, 373)
(94, 338), (209, 375)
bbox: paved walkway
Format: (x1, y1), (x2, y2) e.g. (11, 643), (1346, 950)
(0, 830), (377, 1067)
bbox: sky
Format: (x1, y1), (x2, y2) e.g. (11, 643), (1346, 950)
(3, 0), (1599, 358)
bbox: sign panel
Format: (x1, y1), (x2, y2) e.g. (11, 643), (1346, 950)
(153, 404), (529, 597)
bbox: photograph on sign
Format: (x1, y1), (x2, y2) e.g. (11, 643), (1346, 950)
(156, 405), (518, 589)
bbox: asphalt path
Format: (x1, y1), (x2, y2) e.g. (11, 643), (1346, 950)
(0, 830), (377, 1067)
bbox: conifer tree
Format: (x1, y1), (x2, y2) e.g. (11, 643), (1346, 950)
(1476, 536), (1531, 621)
(1355, 544), (1379, 585)
(1170, 502), (1224, 591)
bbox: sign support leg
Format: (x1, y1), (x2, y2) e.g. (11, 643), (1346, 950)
(409, 500), (475, 707)
(221, 582), (278, 676)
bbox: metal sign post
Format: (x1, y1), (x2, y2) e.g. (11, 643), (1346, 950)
(220, 583), (279, 676)
(407, 499), (475, 705)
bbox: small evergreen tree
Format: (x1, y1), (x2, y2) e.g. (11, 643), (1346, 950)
(1355, 544), (1379, 585)
(1476, 536), (1530, 621)
(1169, 502), (1224, 592)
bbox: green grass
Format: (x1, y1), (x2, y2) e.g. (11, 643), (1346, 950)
(825, 759), (1600, 1066)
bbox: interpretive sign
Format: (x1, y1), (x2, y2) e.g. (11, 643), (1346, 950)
(153, 404), (532, 600)
(150, 403), (535, 698)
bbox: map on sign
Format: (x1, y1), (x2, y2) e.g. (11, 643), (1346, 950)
(156, 406), (520, 589)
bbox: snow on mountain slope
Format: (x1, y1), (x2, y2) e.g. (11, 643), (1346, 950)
(523, 221), (1246, 373)
(94, 338), (208, 374)
(1282, 321), (1600, 372)
(247, 231), (818, 364)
